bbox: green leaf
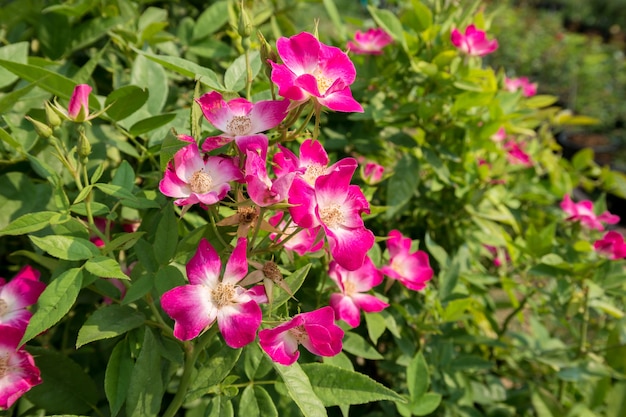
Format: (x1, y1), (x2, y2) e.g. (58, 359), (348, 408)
(364, 312), (387, 345)
(25, 346), (99, 414)
(84, 256), (130, 280)
(29, 235), (99, 261)
(112, 160), (136, 191)
(0, 125), (21, 151)
(153, 205), (178, 265)
(342, 332), (383, 360)
(322, 0), (346, 40)
(192, 1), (230, 40)
(105, 340), (133, 417)
(159, 130), (188, 171)
(524, 94), (558, 109)
(239, 385), (278, 417)
(411, 393), (442, 416)
(105, 85), (149, 121)
(131, 53), (168, 115)
(0, 211), (58, 236)
(439, 257), (460, 302)
(409, 0), (433, 31)
(386, 153), (419, 219)
(76, 305), (145, 348)
(273, 362), (327, 417)
(0, 59), (77, 99)
(102, 232), (146, 255)
(126, 328), (163, 417)
(302, 363), (404, 406)
(188, 340), (242, 401)
(94, 183), (137, 201)
(129, 113), (176, 136)
(207, 396), (234, 417)
(270, 264), (311, 309)
(0, 82), (39, 115)
(407, 351), (429, 400)
(225, 51), (261, 93)
(21, 268), (83, 345)
(425, 233), (447, 267)
(133, 48), (223, 90)
(0, 41), (28, 88)
(368, 6), (405, 48)
(154, 265), (186, 297)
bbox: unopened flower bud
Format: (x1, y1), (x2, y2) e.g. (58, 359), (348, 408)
(237, 4), (252, 39)
(77, 129), (92, 160)
(44, 101), (62, 128)
(25, 115), (53, 139)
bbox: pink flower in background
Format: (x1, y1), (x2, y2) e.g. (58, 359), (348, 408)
(196, 91), (289, 152)
(594, 231), (626, 259)
(504, 140), (532, 167)
(270, 32), (363, 112)
(451, 24), (498, 56)
(504, 77), (538, 97)
(288, 160), (375, 270)
(362, 161), (385, 185)
(328, 257), (389, 327)
(160, 238), (262, 348)
(68, 84), (93, 122)
(259, 306), (344, 366)
(381, 230), (433, 291)
(484, 244), (511, 267)
(159, 142), (242, 207)
(268, 211), (324, 256)
(490, 127), (507, 143)
(0, 266), (45, 332)
(347, 28), (393, 55)
(0, 325), (42, 409)
(561, 194), (620, 231)
(274, 139), (330, 186)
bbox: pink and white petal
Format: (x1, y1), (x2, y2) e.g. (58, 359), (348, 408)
(276, 32), (321, 75)
(450, 28), (463, 48)
(159, 168), (191, 199)
(186, 238), (221, 286)
(12, 265), (40, 282)
(174, 196), (200, 206)
(351, 257), (384, 291)
(196, 91), (232, 132)
(160, 285), (215, 341)
(325, 225), (375, 271)
(3, 270), (45, 308)
(273, 144), (301, 176)
(351, 293), (389, 313)
(319, 45), (357, 85)
(259, 327), (300, 365)
(68, 84), (92, 119)
(270, 62), (308, 101)
(248, 99), (290, 133)
(295, 73), (323, 97)
(329, 293), (361, 327)
(317, 88), (363, 113)
(288, 177), (319, 228)
(217, 300), (261, 348)
(236, 134), (269, 160)
(247, 285), (268, 304)
(0, 309), (31, 329)
(227, 98), (254, 117)
(223, 238), (248, 285)
(299, 139), (329, 167)
(174, 143), (204, 182)
(194, 191), (223, 206)
(201, 135), (234, 152)
(205, 156), (243, 185)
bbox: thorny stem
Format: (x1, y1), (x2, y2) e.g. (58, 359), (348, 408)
(162, 326), (219, 417)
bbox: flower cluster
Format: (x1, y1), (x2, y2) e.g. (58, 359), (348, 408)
(157, 32), (433, 366)
(451, 24), (498, 56)
(0, 266), (45, 410)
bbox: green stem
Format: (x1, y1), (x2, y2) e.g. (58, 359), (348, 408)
(162, 326), (219, 417)
(578, 284), (590, 356)
(208, 206), (230, 249)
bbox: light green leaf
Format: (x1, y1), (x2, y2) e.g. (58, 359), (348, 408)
(29, 235), (100, 261)
(386, 153), (419, 219)
(302, 363), (404, 406)
(407, 351), (429, 400)
(192, 1), (230, 40)
(153, 205), (178, 265)
(0, 211), (58, 236)
(364, 312), (387, 345)
(84, 256), (130, 280)
(225, 51), (261, 93)
(0, 125), (21, 151)
(76, 305), (145, 348)
(239, 385), (278, 417)
(270, 264), (311, 309)
(411, 393), (442, 416)
(112, 160), (136, 191)
(368, 6), (405, 48)
(342, 332), (383, 360)
(188, 340), (242, 401)
(131, 53), (168, 115)
(524, 94), (558, 109)
(273, 362), (327, 417)
(322, 0), (346, 40)
(21, 268), (83, 345)
(0, 59), (76, 99)
(0, 82), (38, 114)
(0, 42), (28, 88)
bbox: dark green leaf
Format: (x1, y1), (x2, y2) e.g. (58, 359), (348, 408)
(270, 264), (311, 309)
(386, 153), (419, 219)
(225, 51), (261, 93)
(239, 386), (278, 417)
(105, 340), (133, 417)
(126, 328), (163, 417)
(342, 332), (383, 360)
(302, 363), (404, 406)
(25, 346), (99, 414)
(0, 59), (76, 99)
(188, 340), (242, 401)
(411, 393), (442, 416)
(207, 396), (234, 417)
(112, 160), (136, 191)
(21, 268), (83, 345)
(105, 85), (149, 121)
(153, 205), (178, 265)
(407, 351), (429, 400)
(192, 1), (230, 40)
(129, 113), (176, 136)
(0, 41), (28, 88)
(76, 305), (145, 348)
(29, 235), (99, 261)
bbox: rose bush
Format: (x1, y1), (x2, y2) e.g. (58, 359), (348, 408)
(0, 0), (625, 416)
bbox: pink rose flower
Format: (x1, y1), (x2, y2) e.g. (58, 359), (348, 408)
(68, 84), (93, 122)
(504, 77), (538, 97)
(328, 257), (389, 327)
(0, 325), (42, 410)
(259, 306), (344, 366)
(594, 231), (626, 260)
(503, 140), (533, 167)
(561, 194), (620, 231)
(160, 238), (262, 348)
(381, 230), (433, 291)
(450, 24), (498, 56)
(268, 211), (324, 256)
(362, 161), (385, 185)
(270, 32), (363, 112)
(0, 266), (46, 332)
(347, 28), (393, 55)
